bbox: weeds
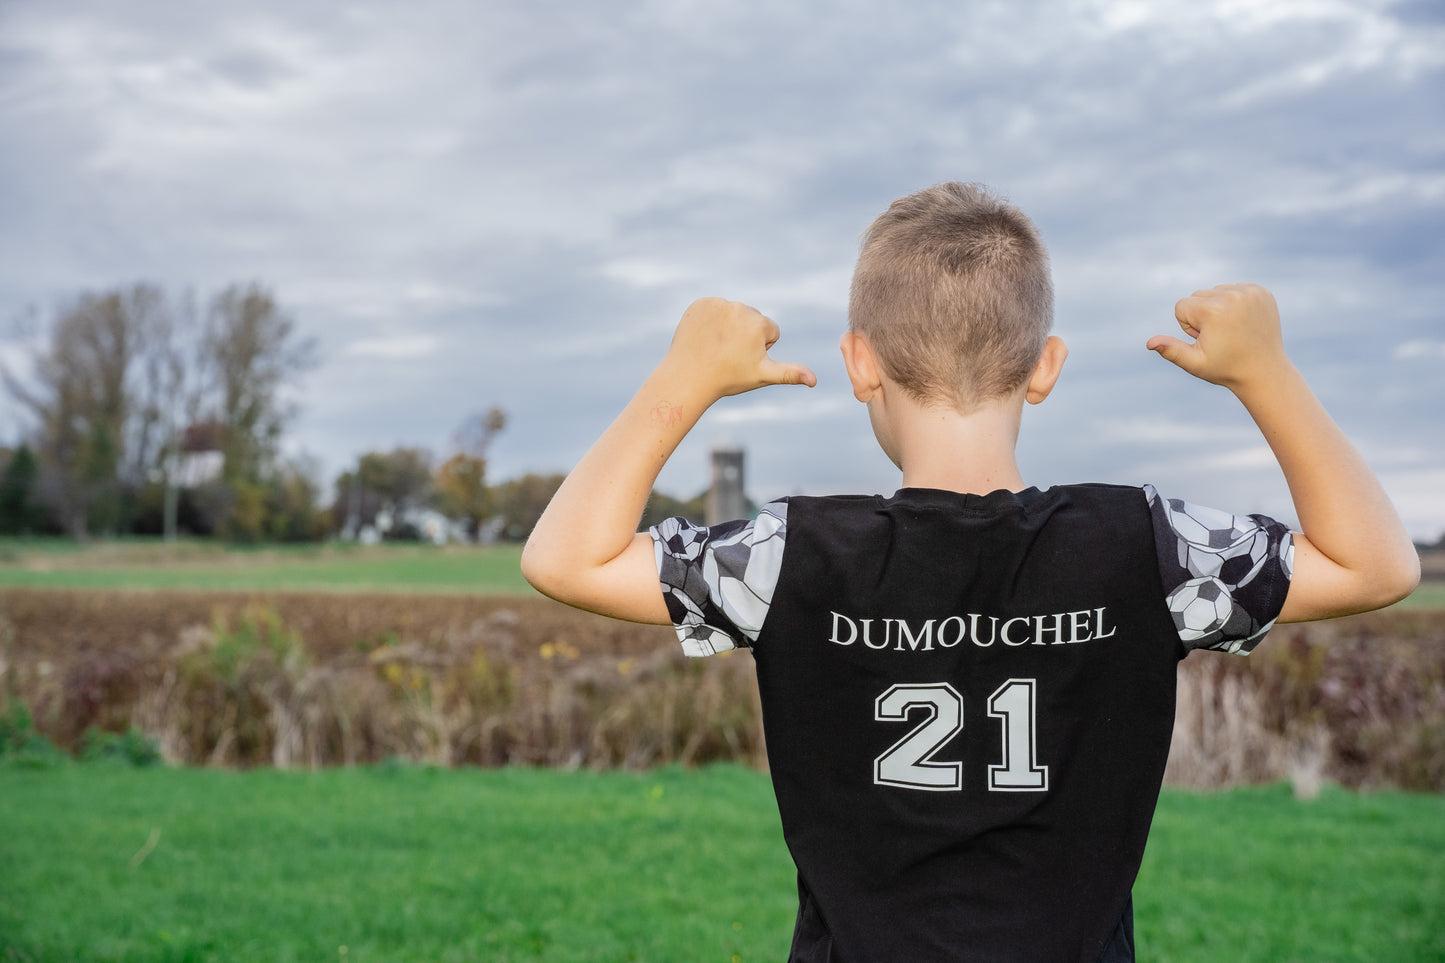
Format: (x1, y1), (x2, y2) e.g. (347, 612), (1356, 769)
(1, 588), (1441, 788)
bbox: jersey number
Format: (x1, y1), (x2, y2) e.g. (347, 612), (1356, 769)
(873, 680), (1048, 793)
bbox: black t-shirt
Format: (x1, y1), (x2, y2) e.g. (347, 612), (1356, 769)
(650, 484), (1293, 963)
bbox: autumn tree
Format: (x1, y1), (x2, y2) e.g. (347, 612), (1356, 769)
(434, 407), (506, 535)
(434, 454), (489, 531)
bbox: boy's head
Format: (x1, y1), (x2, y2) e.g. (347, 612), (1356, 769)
(848, 182), (1054, 412)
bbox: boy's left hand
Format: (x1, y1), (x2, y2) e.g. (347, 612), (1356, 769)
(1147, 283), (1289, 393)
(664, 298), (817, 399)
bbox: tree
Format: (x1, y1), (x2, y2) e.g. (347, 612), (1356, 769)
(199, 283), (316, 485)
(210, 459), (329, 544)
(264, 461), (332, 542)
(332, 447), (436, 536)
(487, 476), (704, 542)
(434, 453), (490, 532)
(1, 281), (317, 541)
(0, 443), (44, 535)
(358, 447), (435, 509)
(490, 473), (566, 541)
(0, 286), (168, 537)
(140, 288), (200, 542)
(434, 407), (507, 535)
(119, 285), (190, 497)
(639, 489), (708, 530)
(454, 407), (507, 460)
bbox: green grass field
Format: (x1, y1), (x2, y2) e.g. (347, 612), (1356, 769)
(1, 764), (1442, 962)
(1402, 580), (1445, 608)
(3, 537), (1443, 608)
(0, 538), (532, 595)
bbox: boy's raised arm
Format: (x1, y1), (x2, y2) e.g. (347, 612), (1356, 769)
(520, 298), (816, 624)
(1148, 283), (1420, 622)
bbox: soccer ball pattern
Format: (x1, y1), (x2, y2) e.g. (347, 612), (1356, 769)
(650, 487), (1293, 660)
(1168, 576), (1234, 642)
(653, 500), (789, 657)
(1146, 486), (1294, 654)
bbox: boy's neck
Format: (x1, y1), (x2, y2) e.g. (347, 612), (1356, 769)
(888, 393), (1028, 496)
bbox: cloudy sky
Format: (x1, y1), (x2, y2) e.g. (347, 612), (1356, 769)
(1, 0), (1442, 539)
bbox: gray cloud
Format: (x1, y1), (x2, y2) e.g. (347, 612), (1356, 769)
(2, 0), (1442, 539)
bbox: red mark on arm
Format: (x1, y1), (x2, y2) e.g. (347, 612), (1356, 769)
(651, 401), (684, 428)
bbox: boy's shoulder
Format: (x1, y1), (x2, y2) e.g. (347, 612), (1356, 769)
(650, 484), (1152, 656)
(787, 482), (1149, 522)
(782, 484), (1157, 570)
(652, 482), (1293, 659)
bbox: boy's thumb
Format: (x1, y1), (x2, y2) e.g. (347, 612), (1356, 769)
(762, 359), (817, 388)
(1146, 335), (1198, 372)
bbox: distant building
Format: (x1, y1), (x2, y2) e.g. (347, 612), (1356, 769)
(174, 422), (226, 488)
(707, 443), (745, 525)
(362, 503), (468, 546)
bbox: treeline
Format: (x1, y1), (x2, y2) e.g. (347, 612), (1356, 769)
(331, 446), (704, 544)
(0, 282), (703, 543)
(0, 282), (315, 541)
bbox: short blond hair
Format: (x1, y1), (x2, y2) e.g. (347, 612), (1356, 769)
(848, 182), (1053, 410)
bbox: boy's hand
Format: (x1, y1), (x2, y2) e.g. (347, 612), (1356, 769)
(664, 298), (817, 400)
(1146, 281), (1420, 621)
(1147, 283), (1290, 392)
(522, 296), (816, 626)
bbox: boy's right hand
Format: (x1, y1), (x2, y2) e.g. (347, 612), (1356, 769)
(522, 297), (816, 626)
(1147, 283), (1291, 393)
(663, 298), (817, 400)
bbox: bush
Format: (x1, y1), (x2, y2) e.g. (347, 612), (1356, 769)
(0, 702), (67, 768)
(2, 701), (163, 767)
(167, 603), (315, 767)
(79, 726), (163, 767)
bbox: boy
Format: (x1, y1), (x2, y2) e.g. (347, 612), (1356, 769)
(521, 182), (1419, 962)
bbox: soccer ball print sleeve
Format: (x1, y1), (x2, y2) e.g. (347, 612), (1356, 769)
(1143, 484), (1295, 654)
(648, 500), (789, 657)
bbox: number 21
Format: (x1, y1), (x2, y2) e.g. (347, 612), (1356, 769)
(873, 679), (1048, 793)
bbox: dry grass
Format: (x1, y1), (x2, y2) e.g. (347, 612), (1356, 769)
(1166, 611), (1445, 792)
(0, 589), (764, 771)
(1, 588), (1441, 789)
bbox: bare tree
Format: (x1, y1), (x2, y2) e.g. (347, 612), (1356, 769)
(1, 286), (166, 537)
(147, 290), (204, 540)
(199, 283), (317, 485)
(1, 282), (316, 540)
(453, 407), (507, 459)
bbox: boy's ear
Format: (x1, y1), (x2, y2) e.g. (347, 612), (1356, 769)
(1024, 336), (1068, 405)
(840, 331), (884, 403)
